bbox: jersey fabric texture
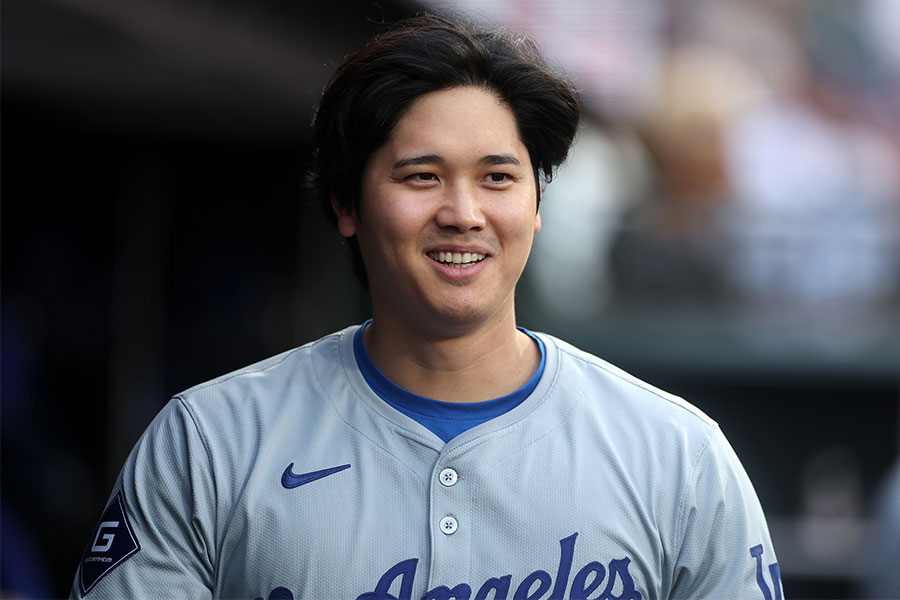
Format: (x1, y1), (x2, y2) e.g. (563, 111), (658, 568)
(354, 321), (547, 442)
(71, 324), (782, 600)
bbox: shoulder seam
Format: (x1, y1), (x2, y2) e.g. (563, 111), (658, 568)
(173, 395), (216, 484)
(177, 336), (335, 400)
(671, 422), (720, 581)
(554, 342), (716, 426)
(171, 396), (217, 573)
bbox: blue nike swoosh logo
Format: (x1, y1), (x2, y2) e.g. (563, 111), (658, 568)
(281, 463), (351, 489)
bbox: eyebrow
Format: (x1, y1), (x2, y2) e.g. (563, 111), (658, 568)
(479, 154), (521, 167)
(392, 153), (521, 169)
(393, 154), (443, 169)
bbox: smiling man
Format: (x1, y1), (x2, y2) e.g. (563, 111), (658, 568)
(343, 85), (543, 406)
(71, 14), (782, 600)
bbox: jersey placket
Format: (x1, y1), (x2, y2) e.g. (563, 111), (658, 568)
(427, 454), (472, 592)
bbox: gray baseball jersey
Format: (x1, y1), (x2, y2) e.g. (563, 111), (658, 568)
(72, 324), (782, 599)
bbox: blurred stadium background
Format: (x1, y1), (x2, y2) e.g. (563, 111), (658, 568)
(2, 0), (898, 597)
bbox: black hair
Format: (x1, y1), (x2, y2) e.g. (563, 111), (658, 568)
(308, 13), (581, 287)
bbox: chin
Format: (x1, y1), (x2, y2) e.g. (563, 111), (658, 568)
(423, 298), (508, 332)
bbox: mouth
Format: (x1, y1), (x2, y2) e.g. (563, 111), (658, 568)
(427, 251), (487, 269)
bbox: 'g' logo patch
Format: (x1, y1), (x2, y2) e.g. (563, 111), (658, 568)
(79, 491), (141, 596)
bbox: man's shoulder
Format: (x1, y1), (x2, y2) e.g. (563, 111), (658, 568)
(537, 331), (718, 432)
(174, 325), (357, 411)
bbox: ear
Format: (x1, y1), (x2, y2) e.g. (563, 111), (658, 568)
(533, 211), (542, 234)
(331, 196), (357, 238)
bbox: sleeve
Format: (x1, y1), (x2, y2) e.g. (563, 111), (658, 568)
(669, 425), (783, 600)
(69, 397), (217, 599)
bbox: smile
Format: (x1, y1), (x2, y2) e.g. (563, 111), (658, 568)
(427, 251), (487, 268)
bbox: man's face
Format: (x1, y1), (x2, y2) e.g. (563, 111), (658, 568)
(337, 85), (541, 336)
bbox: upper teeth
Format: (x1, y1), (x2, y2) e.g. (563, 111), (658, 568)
(429, 251), (486, 265)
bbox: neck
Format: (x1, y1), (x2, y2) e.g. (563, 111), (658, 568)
(363, 313), (540, 403)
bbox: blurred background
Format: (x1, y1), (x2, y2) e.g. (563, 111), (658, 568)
(2, 0), (899, 597)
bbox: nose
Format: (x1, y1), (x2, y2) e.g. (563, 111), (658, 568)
(434, 181), (486, 232)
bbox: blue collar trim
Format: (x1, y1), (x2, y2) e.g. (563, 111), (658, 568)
(353, 320), (545, 437)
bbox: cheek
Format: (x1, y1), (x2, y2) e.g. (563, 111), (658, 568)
(504, 207), (541, 241)
(376, 198), (431, 239)
(357, 204), (423, 261)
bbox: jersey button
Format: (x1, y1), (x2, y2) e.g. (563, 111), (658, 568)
(440, 516), (458, 535)
(439, 468), (458, 487)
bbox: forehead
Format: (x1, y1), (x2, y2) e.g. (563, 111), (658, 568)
(380, 86), (527, 160)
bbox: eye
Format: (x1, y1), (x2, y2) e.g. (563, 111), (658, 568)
(406, 173), (439, 186)
(482, 173), (514, 188)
